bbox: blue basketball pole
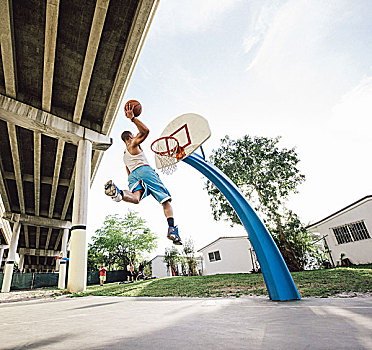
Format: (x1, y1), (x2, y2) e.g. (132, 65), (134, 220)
(183, 153), (301, 301)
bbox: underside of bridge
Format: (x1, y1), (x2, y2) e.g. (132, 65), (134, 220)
(0, 0), (157, 273)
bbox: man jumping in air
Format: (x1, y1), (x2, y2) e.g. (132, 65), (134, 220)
(104, 103), (182, 245)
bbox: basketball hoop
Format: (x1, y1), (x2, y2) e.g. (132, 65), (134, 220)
(151, 136), (185, 175)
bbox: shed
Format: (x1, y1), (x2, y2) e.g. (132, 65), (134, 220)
(149, 255), (169, 278)
(197, 236), (258, 275)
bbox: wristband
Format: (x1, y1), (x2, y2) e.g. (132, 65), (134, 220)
(131, 116), (136, 122)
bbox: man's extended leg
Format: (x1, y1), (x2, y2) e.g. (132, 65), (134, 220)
(163, 200), (182, 245)
(121, 189), (142, 204)
(162, 199), (173, 219)
(105, 180), (143, 204)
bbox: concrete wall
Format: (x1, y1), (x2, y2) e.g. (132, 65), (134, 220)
(200, 237), (254, 275)
(309, 199), (372, 265)
(150, 256), (170, 278)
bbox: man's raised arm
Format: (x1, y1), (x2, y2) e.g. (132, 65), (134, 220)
(132, 118), (150, 146)
(125, 103), (149, 146)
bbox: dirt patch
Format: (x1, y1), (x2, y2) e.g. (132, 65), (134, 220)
(334, 291), (372, 298)
(0, 289), (68, 303)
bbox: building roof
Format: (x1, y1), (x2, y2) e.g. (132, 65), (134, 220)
(149, 255), (165, 263)
(197, 236), (248, 252)
(307, 195), (372, 229)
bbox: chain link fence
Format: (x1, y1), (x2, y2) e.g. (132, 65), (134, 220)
(0, 270), (128, 291)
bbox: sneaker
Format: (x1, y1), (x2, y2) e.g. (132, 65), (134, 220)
(167, 226), (182, 245)
(104, 180), (122, 202)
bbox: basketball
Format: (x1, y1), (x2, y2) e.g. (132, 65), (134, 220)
(125, 100), (142, 117)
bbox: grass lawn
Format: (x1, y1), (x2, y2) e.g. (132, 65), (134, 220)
(72, 265), (372, 299)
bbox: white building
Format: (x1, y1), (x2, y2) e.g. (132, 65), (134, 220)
(149, 255), (170, 278)
(307, 195), (372, 266)
(197, 236), (258, 275)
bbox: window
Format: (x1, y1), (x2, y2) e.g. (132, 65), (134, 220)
(208, 251), (221, 262)
(348, 221), (370, 241)
(333, 226), (353, 244)
(332, 221), (371, 245)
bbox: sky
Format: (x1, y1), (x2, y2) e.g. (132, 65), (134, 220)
(88, 0), (372, 260)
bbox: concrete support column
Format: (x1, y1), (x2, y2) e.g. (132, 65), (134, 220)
(58, 228), (69, 289)
(18, 254), (24, 272)
(67, 139), (91, 292)
(55, 255), (60, 272)
(0, 245), (9, 272)
(1, 220), (21, 293)
(0, 248), (3, 273)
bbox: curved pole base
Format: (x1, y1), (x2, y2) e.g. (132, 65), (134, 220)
(183, 153), (300, 301)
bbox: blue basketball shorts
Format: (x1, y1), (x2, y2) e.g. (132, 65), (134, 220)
(128, 165), (171, 204)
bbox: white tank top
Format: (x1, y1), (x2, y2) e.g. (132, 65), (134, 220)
(123, 149), (150, 173)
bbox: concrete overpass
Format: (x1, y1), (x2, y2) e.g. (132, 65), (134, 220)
(0, 0), (158, 292)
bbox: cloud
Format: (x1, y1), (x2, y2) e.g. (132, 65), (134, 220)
(153, 0), (241, 35)
(242, 0), (347, 72)
(242, 0), (285, 70)
(330, 76), (372, 137)
(243, 1), (291, 71)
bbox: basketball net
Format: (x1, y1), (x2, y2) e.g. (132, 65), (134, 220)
(158, 156), (177, 175)
(151, 136), (185, 175)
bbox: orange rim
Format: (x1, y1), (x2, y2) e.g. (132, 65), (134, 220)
(151, 136), (179, 157)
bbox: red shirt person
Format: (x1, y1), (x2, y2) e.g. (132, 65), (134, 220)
(99, 265), (107, 286)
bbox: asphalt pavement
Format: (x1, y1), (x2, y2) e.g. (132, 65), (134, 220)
(1, 296), (371, 349)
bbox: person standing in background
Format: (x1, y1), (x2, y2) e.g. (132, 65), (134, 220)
(127, 262), (134, 282)
(99, 265), (107, 286)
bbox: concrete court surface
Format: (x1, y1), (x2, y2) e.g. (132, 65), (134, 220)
(0, 296), (371, 350)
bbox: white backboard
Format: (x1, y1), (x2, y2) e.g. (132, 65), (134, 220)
(154, 113), (211, 169)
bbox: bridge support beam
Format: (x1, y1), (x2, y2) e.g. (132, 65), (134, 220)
(0, 245), (9, 272)
(58, 228), (69, 289)
(18, 253), (24, 272)
(1, 219), (21, 293)
(67, 139), (91, 293)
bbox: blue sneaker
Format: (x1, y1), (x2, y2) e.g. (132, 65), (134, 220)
(104, 180), (122, 202)
(167, 226), (182, 245)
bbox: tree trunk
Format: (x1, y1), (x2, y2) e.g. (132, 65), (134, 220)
(254, 186), (301, 271)
(275, 215), (301, 271)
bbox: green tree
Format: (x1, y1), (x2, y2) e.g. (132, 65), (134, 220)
(163, 246), (180, 276)
(88, 211), (157, 271)
(270, 210), (327, 270)
(205, 135), (316, 271)
(182, 238), (197, 276)
(87, 247), (104, 271)
(164, 238), (198, 276)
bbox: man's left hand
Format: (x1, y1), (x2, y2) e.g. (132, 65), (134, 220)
(125, 103), (135, 119)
